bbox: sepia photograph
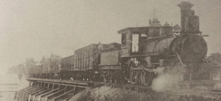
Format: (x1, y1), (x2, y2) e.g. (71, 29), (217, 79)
(0, 0), (221, 101)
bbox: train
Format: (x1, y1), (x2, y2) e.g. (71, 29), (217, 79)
(29, 1), (209, 86)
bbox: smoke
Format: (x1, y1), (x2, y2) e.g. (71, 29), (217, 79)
(151, 66), (185, 92)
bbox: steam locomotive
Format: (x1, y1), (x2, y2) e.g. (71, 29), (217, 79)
(30, 2), (208, 85)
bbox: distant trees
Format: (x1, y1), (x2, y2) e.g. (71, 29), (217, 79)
(7, 60), (32, 79)
(49, 54), (62, 73)
(39, 56), (50, 73)
(7, 64), (25, 75)
(25, 58), (37, 76)
(7, 54), (61, 78)
(39, 54), (61, 73)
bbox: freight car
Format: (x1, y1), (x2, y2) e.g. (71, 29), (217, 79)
(29, 1), (209, 86)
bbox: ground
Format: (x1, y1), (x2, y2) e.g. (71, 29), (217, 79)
(70, 86), (221, 101)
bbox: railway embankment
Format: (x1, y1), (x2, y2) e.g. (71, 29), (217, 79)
(70, 86), (221, 101)
(15, 78), (221, 101)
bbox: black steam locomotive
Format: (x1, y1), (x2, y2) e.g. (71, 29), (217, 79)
(30, 1), (208, 85)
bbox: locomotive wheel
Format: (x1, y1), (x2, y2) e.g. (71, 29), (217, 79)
(129, 63), (136, 84)
(130, 62), (147, 85)
(143, 71), (154, 86)
(134, 71), (139, 84)
(141, 72), (146, 85)
(130, 71), (142, 85)
(130, 71), (136, 84)
(138, 64), (153, 85)
(136, 72), (141, 84)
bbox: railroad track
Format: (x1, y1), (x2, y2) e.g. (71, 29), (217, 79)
(28, 78), (221, 97)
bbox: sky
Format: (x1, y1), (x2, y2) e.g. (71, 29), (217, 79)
(0, 0), (220, 74)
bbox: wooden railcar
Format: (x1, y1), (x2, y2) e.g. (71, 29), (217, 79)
(74, 44), (101, 71)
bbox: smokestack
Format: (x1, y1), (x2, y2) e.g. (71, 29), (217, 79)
(178, 2), (194, 11)
(177, 2), (200, 34)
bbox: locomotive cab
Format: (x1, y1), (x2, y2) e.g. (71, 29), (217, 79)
(119, 27), (149, 57)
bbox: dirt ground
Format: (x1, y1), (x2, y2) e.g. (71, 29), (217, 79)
(69, 86), (221, 101)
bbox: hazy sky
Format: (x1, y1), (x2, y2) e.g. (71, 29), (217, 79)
(0, 0), (220, 74)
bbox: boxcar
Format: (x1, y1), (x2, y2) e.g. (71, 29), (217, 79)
(74, 44), (102, 71)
